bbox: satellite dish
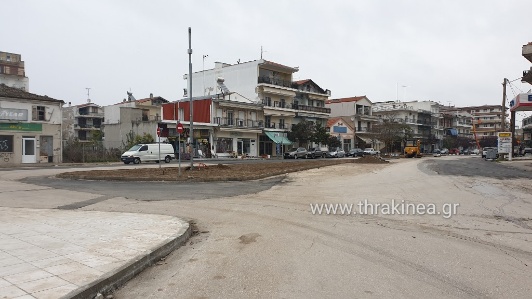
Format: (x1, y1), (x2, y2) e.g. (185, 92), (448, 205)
(350, 117), (355, 121)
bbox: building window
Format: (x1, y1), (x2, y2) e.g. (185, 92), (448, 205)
(32, 106), (46, 121)
(216, 138), (233, 153)
(0, 135), (14, 152)
(178, 108), (184, 120)
(263, 97), (271, 106)
(279, 118), (285, 129)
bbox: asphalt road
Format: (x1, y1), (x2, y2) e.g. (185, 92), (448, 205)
(1, 156), (531, 298)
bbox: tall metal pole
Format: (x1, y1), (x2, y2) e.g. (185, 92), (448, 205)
(501, 78), (507, 131)
(188, 27), (194, 168)
(203, 54), (208, 96)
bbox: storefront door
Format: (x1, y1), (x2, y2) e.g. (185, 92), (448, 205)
(22, 137), (36, 163)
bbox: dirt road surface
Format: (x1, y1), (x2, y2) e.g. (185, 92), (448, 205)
(101, 157), (531, 298)
(1, 156), (531, 298)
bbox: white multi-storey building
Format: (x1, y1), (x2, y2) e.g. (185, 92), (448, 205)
(184, 59), (331, 157)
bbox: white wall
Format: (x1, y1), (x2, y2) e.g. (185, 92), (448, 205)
(0, 75), (29, 91)
(0, 98), (62, 124)
(189, 60), (261, 102)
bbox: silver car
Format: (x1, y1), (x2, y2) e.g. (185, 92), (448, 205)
(327, 147), (345, 158)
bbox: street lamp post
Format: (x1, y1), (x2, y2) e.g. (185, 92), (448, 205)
(188, 27), (194, 169)
(203, 54), (208, 96)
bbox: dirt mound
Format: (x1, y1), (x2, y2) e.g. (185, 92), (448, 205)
(215, 163), (230, 169)
(354, 155), (389, 164)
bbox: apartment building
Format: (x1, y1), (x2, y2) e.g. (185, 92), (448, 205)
(326, 96), (379, 149)
(372, 101), (437, 152)
(456, 105), (505, 138)
(103, 93), (168, 149)
(438, 105), (473, 139)
(62, 102), (104, 142)
(162, 91), (263, 158)
(0, 52), (29, 91)
(184, 59), (331, 157)
(0, 84), (64, 165)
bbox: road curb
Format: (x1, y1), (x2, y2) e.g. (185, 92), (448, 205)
(60, 220), (192, 299)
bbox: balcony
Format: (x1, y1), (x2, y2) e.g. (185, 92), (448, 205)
(293, 104), (331, 114)
(356, 127), (371, 132)
(75, 123), (101, 129)
(213, 117), (264, 128)
(262, 99), (293, 109)
(265, 123), (276, 129)
(278, 123), (289, 130)
(258, 76), (293, 88)
(417, 120), (432, 126)
(523, 43), (532, 63)
(77, 111), (104, 118)
(523, 69), (532, 85)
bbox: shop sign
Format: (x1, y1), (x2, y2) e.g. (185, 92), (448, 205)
(0, 123), (43, 132)
(0, 108), (28, 121)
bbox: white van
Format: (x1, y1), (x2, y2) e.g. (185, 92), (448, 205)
(121, 143), (175, 164)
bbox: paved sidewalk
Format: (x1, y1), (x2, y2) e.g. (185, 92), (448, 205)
(0, 208), (190, 299)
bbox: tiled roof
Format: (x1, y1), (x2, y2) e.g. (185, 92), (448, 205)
(325, 96), (366, 104)
(326, 117), (341, 128)
(0, 83), (64, 103)
(262, 60), (299, 72)
(293, 79), (311, 85)
(326, 116), (354, 130)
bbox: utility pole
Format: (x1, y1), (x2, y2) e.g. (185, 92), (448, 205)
(188, 27), (194, 169)
(501, 78), (507, 131)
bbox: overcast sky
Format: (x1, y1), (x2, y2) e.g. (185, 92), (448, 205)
(3, 0), (532, 122)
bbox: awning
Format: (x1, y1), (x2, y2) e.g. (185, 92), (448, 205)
(264, 131), (293, 145)
(356, 136), (373, 144)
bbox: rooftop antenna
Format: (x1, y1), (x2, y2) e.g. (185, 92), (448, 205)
(85, 88), (91, 103)
(261, 46), (267, 59)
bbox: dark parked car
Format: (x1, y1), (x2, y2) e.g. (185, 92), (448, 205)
(306, 147), (326, 159)
(346, 148), (365, 157)
(284, 147), (308, 159)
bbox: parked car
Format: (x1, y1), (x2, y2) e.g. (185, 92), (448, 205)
(524, 148), (532, 155)
(306, 147), (325, 159)
(284, 147), (307, 159)
(433, 149), (441, 157)
(481, 147), (498, 159)
(346, 148), (365, 157)
(440, 148), (449, 155)
(121, 143), (175, 164)
(449, 148), (460, 155)
(363, 148), (380, 155)
(326, 147), (345, 158)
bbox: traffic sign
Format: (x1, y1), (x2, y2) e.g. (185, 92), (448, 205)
(176, 123), (184, 134)
(156, 127), (161, 137)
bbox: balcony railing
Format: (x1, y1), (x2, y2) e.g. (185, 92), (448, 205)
(356, 127), (371, 132)
(213, 117), (263, 128)
(75, 123), (101, 129)
(265, 123), (276, 129)
(262, 99), (293, 109)
(417, 120), (432, 126)
(278, 123), (289, 130)
(258, 76), (293, 88)
(78, 111), (104, 117)
(293, 104), (331, 114)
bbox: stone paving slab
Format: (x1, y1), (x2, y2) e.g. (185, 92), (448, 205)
(0, 207), (190, 299)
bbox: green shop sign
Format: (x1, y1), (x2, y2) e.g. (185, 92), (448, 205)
(0, 123), (43, 132)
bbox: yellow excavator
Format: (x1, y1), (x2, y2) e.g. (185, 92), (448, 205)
(404, 139), (422, 158)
